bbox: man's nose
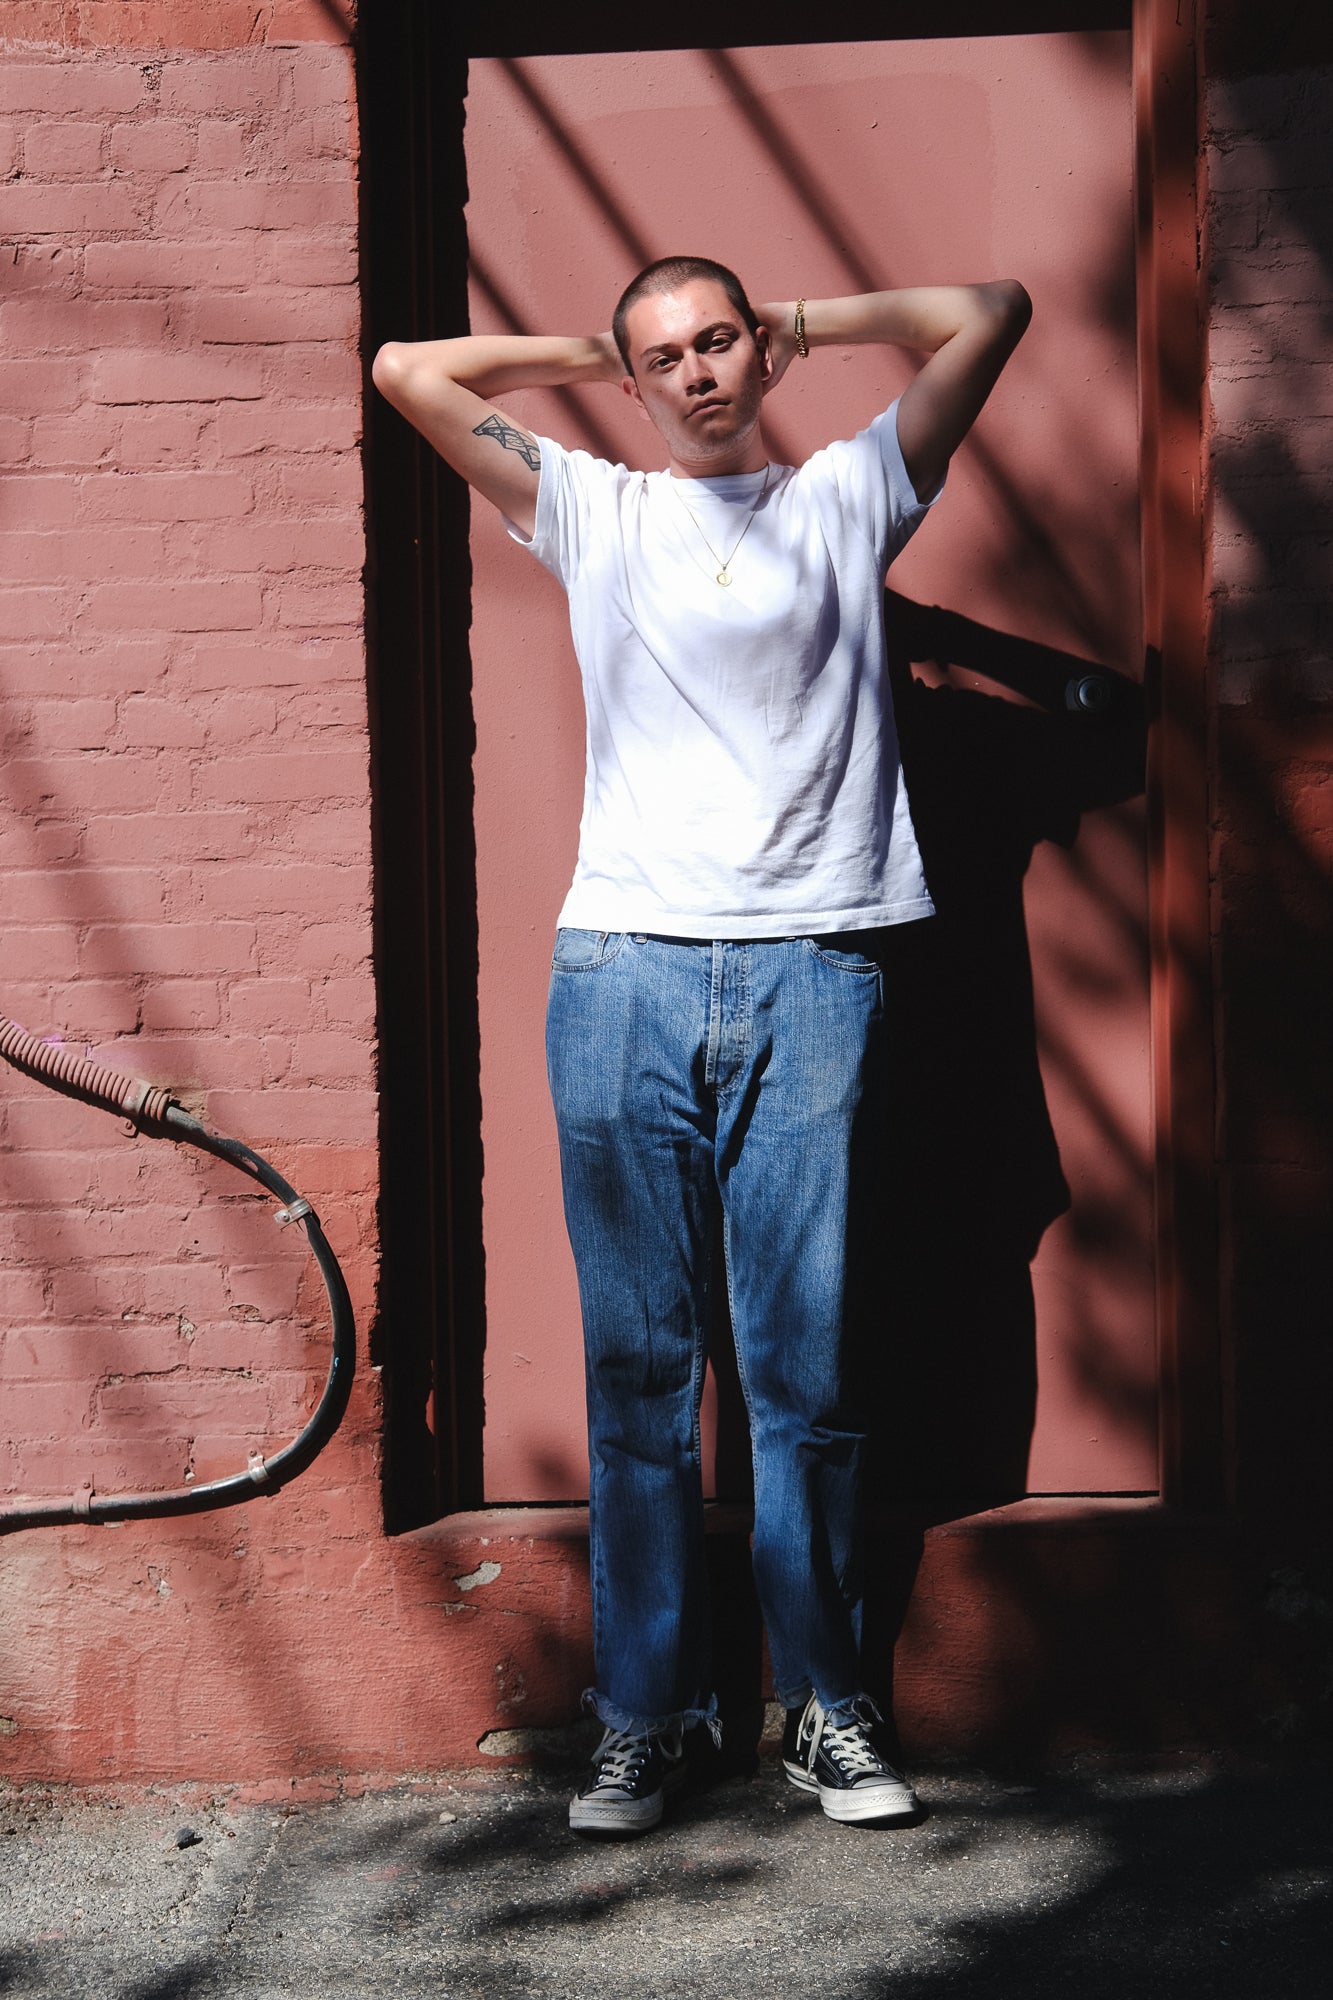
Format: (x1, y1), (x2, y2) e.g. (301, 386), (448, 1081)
(682, 349), (716, 392)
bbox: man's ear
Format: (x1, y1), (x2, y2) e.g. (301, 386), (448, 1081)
(621, 372), (653, 423)
(755, 323), (773, 383)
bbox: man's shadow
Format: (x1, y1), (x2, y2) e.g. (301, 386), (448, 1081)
(706, 592), (1148, 1752)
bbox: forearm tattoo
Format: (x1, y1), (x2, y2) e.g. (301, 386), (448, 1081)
(473, 413), (541, 472)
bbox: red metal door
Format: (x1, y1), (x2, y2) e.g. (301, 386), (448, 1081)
(463, 36), (1154, 1503)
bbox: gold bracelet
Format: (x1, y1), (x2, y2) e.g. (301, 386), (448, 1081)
(794, 298), (809, 359)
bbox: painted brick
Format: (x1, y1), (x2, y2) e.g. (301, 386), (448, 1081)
(0, 64), (146, 116)
(107, 120), (195, 175)
(117, 411), (208, 468)
(2, 1092), (106, 1151)
(200, 691), (279, 746)
(22, 121), (105, 178)
(201, 1086), (376, 1145)
(86, 581), (264, 632)
(191, 120), (248, 174)
(271, 582), (365, 629)
(202, 517), (365, 573)
(274, 920), (370, 973)
(95, 1374), (272, 1437)
(199, 862), (366, 917)
(1212, 414), (1333, 475)
(268, 344), (360, 403)
(175, 286), (359, 346)
(277, 456), (362, 510)
(0, 528), (167, 582)
(164, 178), (357, 232)
(265, 231), (356, 286)
(285, 688), (365, 735)
(1209, 303), (1333, 370)
(0, 474), (79, 523)
(270, 0), (354, 45)
(0, 359), (85, 414)
(1207, 137), (1333, 196)
(4, 185), (142, 235)
(318, 978), (375, 1030)
(1, 1327), (194, 1385)
(215, 405), (361, 455)
(195, 749), (367, 805)
(19, 693), (118, 745)
(139, 981), (224, 1032)
(2, 1382), (94, 1437)
(7, 744), (187, 818)
(84, 237), (260, 291)
(225, 978), (312, 1032)
(0, 1268), (50, 1321)
(2, 298), (170, 351)
(1211, 376), (1333, 434)
(2, 244), (80, 297)
(28, 412), (123, 466)
(117, 696), (208, 749)
(1212, 248), (1332, 310)
(0, 416), (33, 463)
(92, 351), (263, 405)
(186, 635), (363, 686)
(82, 810), (250, 866)
(289, 1031), (373, 1086)
(158, 52), (290, 117)
(82, 921), (257, 978)
(1211, 591), (1321, 662)
(0, 589), (74, 640)
(81, 469), (254, 521)
(42, 980), (142, 1036)
(274, 800), (366, 856)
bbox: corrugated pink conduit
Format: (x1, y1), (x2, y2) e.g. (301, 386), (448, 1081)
(0, 1011), (355, 1534)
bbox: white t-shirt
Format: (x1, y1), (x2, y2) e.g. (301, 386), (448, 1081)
(508, 397), (938, 938)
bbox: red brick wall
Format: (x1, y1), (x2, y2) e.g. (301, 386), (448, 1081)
(0, 1), (410, 1782)
(1203, 6), (1333, 1533)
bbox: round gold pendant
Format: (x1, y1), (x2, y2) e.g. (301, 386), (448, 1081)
(716, 570), (731, 586)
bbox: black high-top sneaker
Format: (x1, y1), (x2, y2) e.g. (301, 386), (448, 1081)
(782, 1695), (919, 1824)
(568, 1723), (687, 1836)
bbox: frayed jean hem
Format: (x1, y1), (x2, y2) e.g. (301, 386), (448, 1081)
(776, 1685), (882, 1730)
(583, 1687), (721, 1745)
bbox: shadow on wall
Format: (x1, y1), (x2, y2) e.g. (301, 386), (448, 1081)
(710, 595), (1147, 1527)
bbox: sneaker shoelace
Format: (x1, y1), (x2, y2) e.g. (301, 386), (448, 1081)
(809, 1712), (888, 1780)
(589, 1728), (654, 1792)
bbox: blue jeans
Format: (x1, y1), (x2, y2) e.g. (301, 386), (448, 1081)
(546, 929), (885, 1736)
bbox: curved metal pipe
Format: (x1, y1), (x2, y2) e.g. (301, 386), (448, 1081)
(0, 1014), (355, 1535)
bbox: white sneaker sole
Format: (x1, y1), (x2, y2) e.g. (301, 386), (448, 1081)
(568, 1790), (664, 1836)
(783, 1757), (919, 1824)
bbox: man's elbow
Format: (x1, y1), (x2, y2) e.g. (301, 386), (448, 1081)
(985, 279), (1033, 340)
(371, 340), (410, 403)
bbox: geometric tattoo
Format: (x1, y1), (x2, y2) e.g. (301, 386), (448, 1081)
(473, 412), (541, 473)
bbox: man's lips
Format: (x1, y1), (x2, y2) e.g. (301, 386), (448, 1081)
(688, 398), (729, 418)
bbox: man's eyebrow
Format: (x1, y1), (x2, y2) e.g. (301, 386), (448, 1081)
(639, 320), (740, 360)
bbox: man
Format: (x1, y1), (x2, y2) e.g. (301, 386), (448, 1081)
(374, 255), (1030, 1835)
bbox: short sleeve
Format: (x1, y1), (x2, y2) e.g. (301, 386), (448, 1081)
(503, 435), (608, 587)
(808, 395), (943, 566)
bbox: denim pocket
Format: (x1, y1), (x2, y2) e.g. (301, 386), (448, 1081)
(551, 928), (628, 972)
(801, 936), (880, 974)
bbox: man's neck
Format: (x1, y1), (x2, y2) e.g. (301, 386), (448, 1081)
(666, 428), (771, 480)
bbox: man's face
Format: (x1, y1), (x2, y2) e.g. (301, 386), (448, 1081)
(621, 279), (770, 469)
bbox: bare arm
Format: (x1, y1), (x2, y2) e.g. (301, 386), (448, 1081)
(371, 331), (621, 539)
(756, 283), (1032, 503)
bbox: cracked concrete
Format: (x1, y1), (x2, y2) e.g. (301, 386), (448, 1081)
(1, 1752), (1330, 1997)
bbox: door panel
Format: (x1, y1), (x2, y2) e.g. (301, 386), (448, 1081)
(463, 36), (1153, 1502)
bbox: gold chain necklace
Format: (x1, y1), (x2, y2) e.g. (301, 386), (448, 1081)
(670, 463), (772, 586)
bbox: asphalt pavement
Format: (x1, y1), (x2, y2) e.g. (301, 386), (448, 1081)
(2, 1728), (1330, 1998)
